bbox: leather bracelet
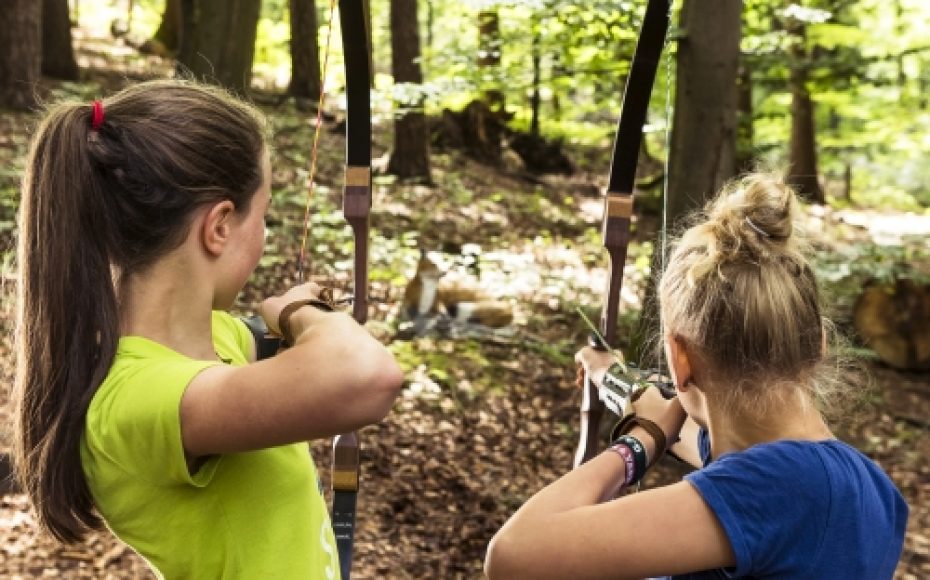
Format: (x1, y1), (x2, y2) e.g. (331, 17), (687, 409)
(277, 298), (334, 346)
(611, 434), (647, 486)
(610, 414), (669, 469)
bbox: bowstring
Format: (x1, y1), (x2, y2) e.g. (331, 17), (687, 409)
(657, 1), (673, 378)
(297, 0), (340, 284)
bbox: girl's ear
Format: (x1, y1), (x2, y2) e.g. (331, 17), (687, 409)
(200, 200), (237, 257)
(667, 334), (694, 391)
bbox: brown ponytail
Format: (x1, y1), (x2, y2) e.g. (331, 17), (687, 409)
(13, 80), (267, 542)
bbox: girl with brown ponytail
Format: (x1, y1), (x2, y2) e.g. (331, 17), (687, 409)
(13, 79), (403, 578)
(486, 173), (907, 579)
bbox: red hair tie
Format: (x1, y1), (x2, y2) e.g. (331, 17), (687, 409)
(91, 100), (104, 131)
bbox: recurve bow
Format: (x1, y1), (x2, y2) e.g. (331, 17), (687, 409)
(331, 1), (372, 578)
(574, 0), (671, 468)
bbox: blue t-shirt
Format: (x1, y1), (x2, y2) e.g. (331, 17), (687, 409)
(667, 429), (907, 579)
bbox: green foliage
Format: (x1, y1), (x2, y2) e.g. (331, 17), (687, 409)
(389, 337), (502, 405)
(743, 0), (930, 209)
(816, 238), (930, 287)
(66, 0), (930, 212)
(814, 236), (930, 323)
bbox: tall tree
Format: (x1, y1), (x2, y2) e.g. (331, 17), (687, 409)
(529, 19), (542, 136)
(0, 0), (42, 110)
(388, 0), (431, 180)
(735, 64), (754, 172)
(151, 0), (182, 56)
(478, 9), (504, 111)
(288, 0), (322, 102)
(176, 0), (262, 94)
(43, 0), (79, 80)
(635, 0), (742, 366)
(785, 17), (825, 204)
(666, 0), (742, 224)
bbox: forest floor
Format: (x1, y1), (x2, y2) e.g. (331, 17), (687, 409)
(1, 33), (929, 579)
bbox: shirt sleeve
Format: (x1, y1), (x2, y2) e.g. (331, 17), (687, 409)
(86, 358), (223, 487)
(684, 443), (831, 577)
(211, 310), (255, 364)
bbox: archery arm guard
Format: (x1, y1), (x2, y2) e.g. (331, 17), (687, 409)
(239, 315), (283, 361)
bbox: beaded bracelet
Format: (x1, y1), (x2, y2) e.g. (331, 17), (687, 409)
(607, 441), (637, 487)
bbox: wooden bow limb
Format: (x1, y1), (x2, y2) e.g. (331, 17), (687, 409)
(574, 0), (672, 469)
(331, 1), (372, 578)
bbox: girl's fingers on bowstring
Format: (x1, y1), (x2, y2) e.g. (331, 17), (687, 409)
(258, 282), (325, 333)
(573, 346), (618, 391)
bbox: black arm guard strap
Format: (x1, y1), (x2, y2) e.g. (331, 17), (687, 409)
(239, 315), (283, 361)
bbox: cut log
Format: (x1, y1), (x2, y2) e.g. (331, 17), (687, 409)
(853, 279), (930, 370)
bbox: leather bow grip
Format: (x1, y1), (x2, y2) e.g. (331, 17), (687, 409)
(574, 368), (606, 468)
(573, 335), (610, 468)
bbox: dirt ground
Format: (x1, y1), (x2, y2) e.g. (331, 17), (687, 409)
(1, 31), (928, 580)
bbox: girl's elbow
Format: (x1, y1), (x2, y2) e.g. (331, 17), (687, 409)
(485, 531), (525, 580)
(379, 355), (405, 394)
(367, 346), (404, 397)
(357, 353), (404, 424)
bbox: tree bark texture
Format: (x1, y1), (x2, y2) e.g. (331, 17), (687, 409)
(478, 10), (504, 111)
(0, 0), (42, 110)
(387, 0), (431, 180)
(787, 24), (825, 204)
(736, 64), (754, 173)
(288, 0), (322, 100)
(42, 0), (79, 80)
(530, 24), (541, 136)
(634, 0), (741, 367)
(175, 0), (262, 95)
(153, 0), (182, 53)
(666, 0), (741, 227)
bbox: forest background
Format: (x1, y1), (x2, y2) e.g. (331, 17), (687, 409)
(0, 0), (929, 578)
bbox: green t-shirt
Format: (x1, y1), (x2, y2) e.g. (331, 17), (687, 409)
(81, 311), (340, 580)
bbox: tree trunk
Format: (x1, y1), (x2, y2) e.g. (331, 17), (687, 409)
(177, 0), (195, 73)
(387, 0), (431, 180)
(424, 0), (433, 71)
(42, 0), (79, 80)
(478, 9), (504, 112)
(175, 0), (262, 95)
(530, 22), (541, 136)
(841, 162), (852, 201)
(666, 0), (741, 225)
(787, 24), (825, 204)
(153, 0), (182, 53)
(736, 64), (754, 172)
(288, 0), (322, 101)
(0, 0), (42, 110)
(634, 0), (741, 366)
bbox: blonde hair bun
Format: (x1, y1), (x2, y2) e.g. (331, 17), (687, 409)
(678, 173), (807, 285)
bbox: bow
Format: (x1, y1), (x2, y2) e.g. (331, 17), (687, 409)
(331, 1), (372, 578)
(574, 0), (671, 468)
